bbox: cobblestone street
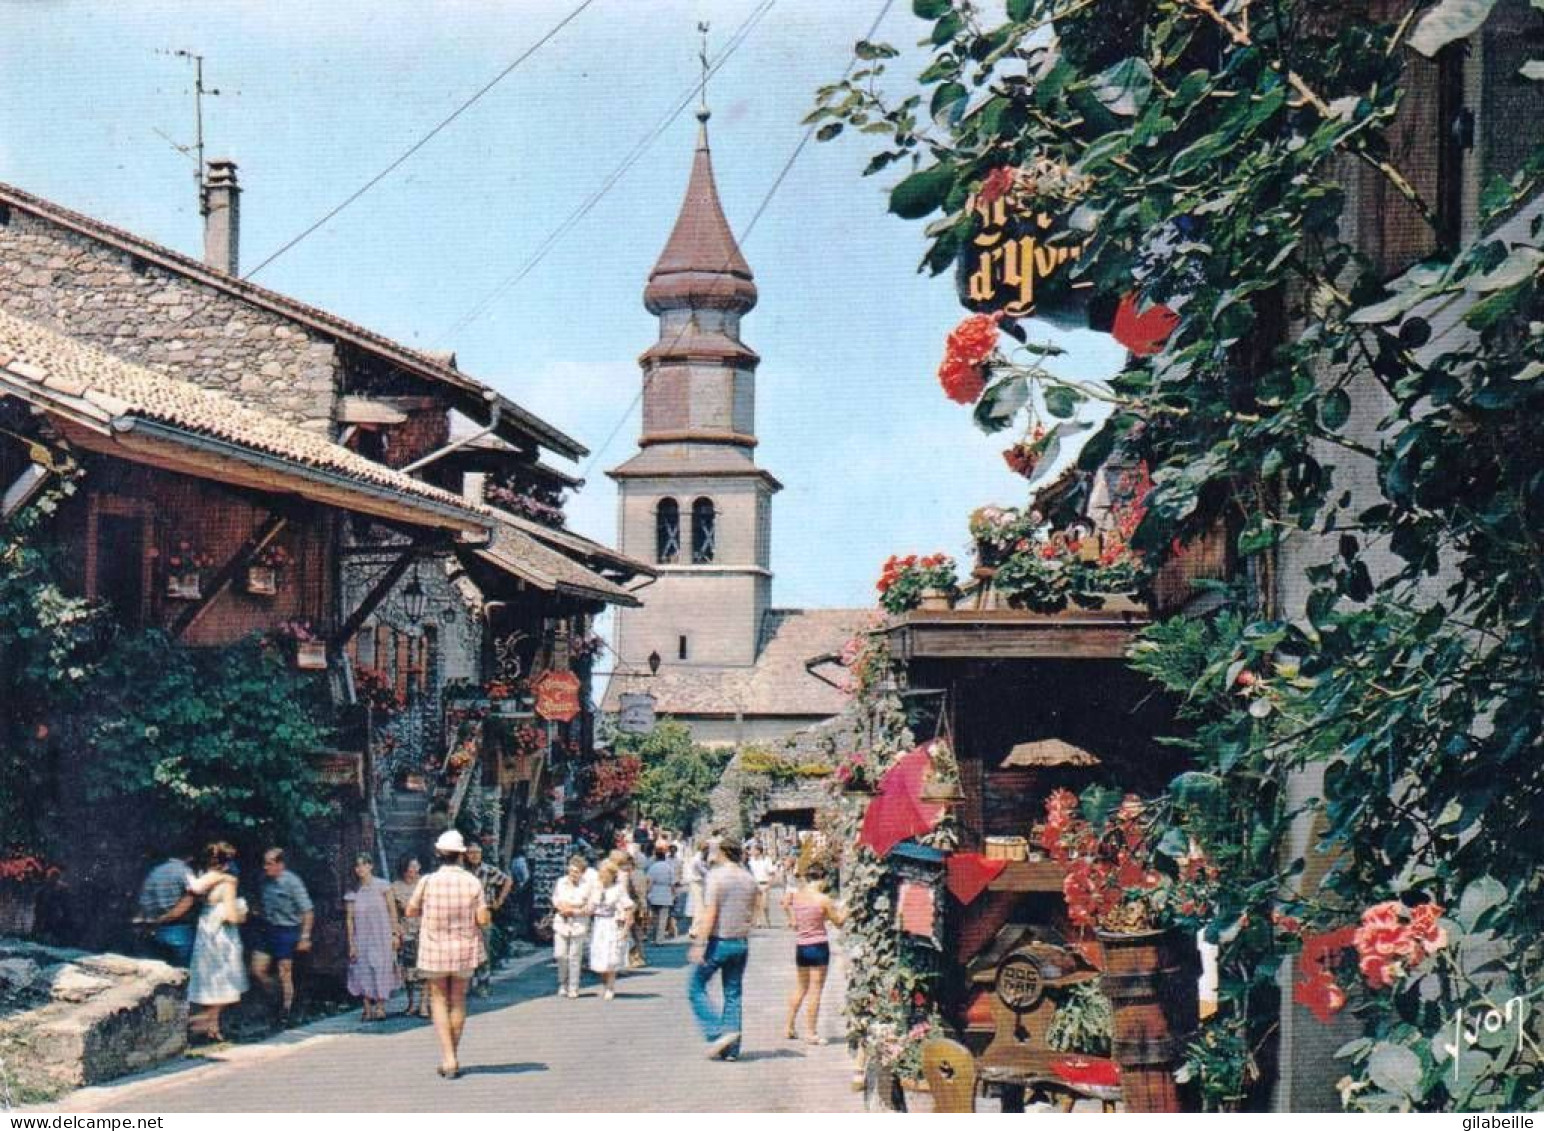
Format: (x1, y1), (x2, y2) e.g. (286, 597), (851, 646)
(47, 932), (863, 1113)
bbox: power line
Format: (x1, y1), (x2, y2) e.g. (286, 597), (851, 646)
(430, 0), (777, 346)
(242, 0), (600, 281)
(576, 0), (898, 482)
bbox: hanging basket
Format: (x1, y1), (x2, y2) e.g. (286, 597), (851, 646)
(920, 778), (965, 805)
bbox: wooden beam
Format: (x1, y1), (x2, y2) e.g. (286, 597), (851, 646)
(330, 537), (434, 649)
(170, 513), (288, 640)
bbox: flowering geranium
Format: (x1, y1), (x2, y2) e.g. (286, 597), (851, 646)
(166, 539), (216, 573)
(1352, 900), (1447, 989)
(253, 543), (292, 570)
(875, 553), (958, 615)
(354, 664), (405, 715)
(1041, 789), (1216, 932)
(835, 751), (877, 792)
(0, 850), (61, 886)
(937, 313), (1001, 404)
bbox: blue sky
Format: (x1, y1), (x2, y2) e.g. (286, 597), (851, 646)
(0, 0), (1124, 610)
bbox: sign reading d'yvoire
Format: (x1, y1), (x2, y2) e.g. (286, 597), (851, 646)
(957, 194), (1093, 325)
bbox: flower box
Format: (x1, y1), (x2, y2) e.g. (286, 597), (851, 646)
(165, 572), (203, 600)
(295, 640), (328, 670)
(245, 564), (278, 596)
(918, 587), (954, 611)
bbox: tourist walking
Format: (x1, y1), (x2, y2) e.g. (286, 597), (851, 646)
(464, 841), (512, 996)
(587, 859), (634, 1001)
(404, 830), (489, 1079)
(551, 853), (594, 998)
(646, 845), (677, 944)
(621, 854), (649, 968)
(748, 843), (776, 928)
(390, 856), (430, 1018)
(687, 836), (758, 1060)
(783, 863), (847, 1043)
(186, 842), (248, 1042)
(345, 853), (402, 1022)
(133, 849), (196, 966)
(250, 847), (313, 1023)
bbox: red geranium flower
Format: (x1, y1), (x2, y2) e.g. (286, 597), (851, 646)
(978, 166), (1017, 206)
(938, 355), (987, 404)
(946, 313), (1002, 367)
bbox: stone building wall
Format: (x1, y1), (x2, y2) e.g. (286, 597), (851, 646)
(0, 209), (338, 432)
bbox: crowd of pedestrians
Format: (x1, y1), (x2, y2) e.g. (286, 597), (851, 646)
(132, 821), (841, 1079)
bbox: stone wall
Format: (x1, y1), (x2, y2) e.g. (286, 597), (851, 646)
(0, 939), (186, 1098)
(0, 209), (339, 432)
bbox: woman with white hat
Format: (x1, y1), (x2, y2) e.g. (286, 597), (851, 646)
(404, 829), (489, 1079)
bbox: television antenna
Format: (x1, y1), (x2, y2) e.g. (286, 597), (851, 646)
(153, 50), (229, 216)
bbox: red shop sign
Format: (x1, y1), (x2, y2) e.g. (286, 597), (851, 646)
(533, 670), (582, 723)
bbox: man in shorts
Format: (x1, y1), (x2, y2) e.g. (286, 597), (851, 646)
(250, 847), (313, 1023)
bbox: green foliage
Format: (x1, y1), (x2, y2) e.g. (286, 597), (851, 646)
(736, 745), (835, 781)
(0, 475), (101, 851)
(620, 720), (730, 832)
(1046, 978), (1114, 1056)
(85, 632), (335, 846)
(814, 0), (1544, 1110)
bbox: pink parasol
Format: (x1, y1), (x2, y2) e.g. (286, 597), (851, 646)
(857, 744), (946, 857)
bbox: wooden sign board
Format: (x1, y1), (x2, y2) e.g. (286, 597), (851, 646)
(956, 195), (1094, 327)
(617, 692), (656, 735)
(533, 670), (582, 722)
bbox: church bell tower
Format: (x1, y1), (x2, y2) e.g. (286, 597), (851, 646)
(607, 102), (780, 674)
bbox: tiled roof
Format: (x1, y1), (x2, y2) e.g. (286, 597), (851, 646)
(0, 307), (488, 527)
(470, 512), (641, 607)
(607, 442), (782, 488)
(0, 179), (585, 459)
(495, 508), (656, 580)
(602, 607), (876, 717)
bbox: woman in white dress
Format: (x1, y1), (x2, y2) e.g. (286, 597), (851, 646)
(187, 841), (248, 1041)
(587, 859), (634, 1001)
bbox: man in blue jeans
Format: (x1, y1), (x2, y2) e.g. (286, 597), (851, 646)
(688, 836), (760, 1060)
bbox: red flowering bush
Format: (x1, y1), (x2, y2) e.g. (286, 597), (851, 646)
(875, 553), (958, 615)
(0, 850), (61, 885)
(835, 751), (877, 793)
(936, 313), (1001, 404)
(588, 753), (642, 807)
(354, 665), (405, 715)
(1040, 788), (1212, 931)
(1353, 900), (1447, 990)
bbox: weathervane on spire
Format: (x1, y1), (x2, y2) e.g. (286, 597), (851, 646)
(697, 21), (711, 123)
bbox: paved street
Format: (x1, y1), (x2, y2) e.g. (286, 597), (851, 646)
(49, 932), (862, 1113)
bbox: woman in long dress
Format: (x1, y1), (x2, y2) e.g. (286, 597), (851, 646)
(587, 860), (634, 1001)
(346, 853), (402, 1021)
(390, 856), (430, 1018)
(187, 841), (248, 1042)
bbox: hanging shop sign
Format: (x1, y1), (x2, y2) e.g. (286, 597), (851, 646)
(956, 194), (1096, 329)
(533, 670), (582, 723)
(617, 692), (657, 735)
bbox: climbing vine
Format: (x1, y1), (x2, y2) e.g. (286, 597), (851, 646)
(815, 0), (1544, 1111)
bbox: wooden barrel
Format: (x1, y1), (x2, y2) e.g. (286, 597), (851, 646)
(1097, 928), (1200, 1113)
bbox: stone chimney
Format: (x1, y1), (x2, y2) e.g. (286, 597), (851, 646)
(201, 159), (240, 275)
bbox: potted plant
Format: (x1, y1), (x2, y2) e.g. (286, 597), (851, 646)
(164, 540), (215, 599)
(919, 738), (965, 805)
(1040, 788), (1214, 1112)
(968, 505), (1034, 570)
(875, 553), (959, 615)
(245, 542), (291, 597)
(354, 664), (404, 716)
(0, 849), (61, 936)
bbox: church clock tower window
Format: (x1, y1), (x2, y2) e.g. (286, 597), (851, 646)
(656, 498), (681, 564)
(691, 497), (716, 564)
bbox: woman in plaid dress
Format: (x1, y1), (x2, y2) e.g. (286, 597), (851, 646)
(405, 830), (489, 1079)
